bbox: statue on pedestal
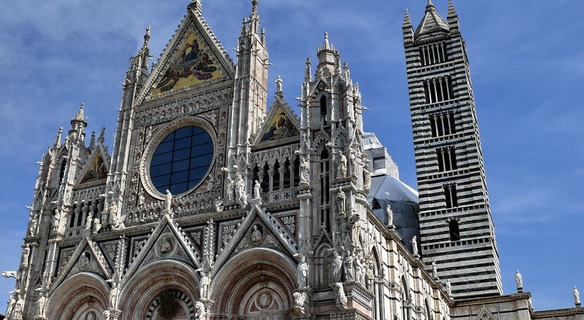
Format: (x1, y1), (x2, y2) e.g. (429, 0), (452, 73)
(515, 270), (523, 292)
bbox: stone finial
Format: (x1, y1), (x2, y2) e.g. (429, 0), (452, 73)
(575, 287), (581, 307)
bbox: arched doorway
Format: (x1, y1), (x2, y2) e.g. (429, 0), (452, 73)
(212, 248), (296, 319)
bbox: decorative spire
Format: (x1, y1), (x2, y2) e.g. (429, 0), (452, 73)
(447, 0), (460, 32)
(403, 9), (414, 44)
(249, 0), (260, 34)
(89, 131), (96, 149)
(73, 103), (86, 123)
(304, 57), (312, 82)
(143, 25), (150, 46)
(403, 9), (412, 28)
(54, 127), (63, 148)
(322, 32), (331, 51)
(252, 0), (258, 14)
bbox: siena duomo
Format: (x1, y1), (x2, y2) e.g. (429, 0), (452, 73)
(3, 1), (583, 319)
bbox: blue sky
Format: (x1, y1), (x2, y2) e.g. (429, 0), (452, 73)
(0, 0), (582, 312)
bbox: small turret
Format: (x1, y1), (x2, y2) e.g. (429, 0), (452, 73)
(316, 33), (337, 78)
(68, 103), (87, 144)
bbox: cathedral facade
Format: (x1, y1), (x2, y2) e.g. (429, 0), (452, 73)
(4, 1), (583, 319)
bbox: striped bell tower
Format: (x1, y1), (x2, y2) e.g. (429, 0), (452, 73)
(403, 0), (503, 299)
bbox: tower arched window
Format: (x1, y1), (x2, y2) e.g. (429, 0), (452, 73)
(444, 184), (458, 208)
(320, 96), (328, 124)
(59, 160), (67, 183)
(320, 149), (330, 230)
(449, 219), (460, 241)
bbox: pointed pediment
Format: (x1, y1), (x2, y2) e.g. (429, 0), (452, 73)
(76, 147), (109, 186)
(52, 236), (112, 292)
(213, 203), (298, 274)
(476, 306), (496, 320)
(123, 215), (202, 285)
(255, 100), (300, 144)
(139, 6), (235, 103)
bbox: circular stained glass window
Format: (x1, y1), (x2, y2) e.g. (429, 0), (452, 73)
(149, 126), (214, 195)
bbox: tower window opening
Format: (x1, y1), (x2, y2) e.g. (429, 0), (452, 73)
(419, 42), (448, 66)
(273, 161), (281, 191)
(444, 184), (458, 208)
(424, 77), (453, 104)
(449, 219), (461, 241)
(283, 159), (291, 189)
(320, 96), (328, 124)
(429, 111), (456, 137)
(436, 146), (457, 172)
(320, 149), (330, 230)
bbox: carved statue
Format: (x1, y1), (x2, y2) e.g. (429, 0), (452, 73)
(253, 180), (261, 200)
(235, 174), (248, 206)
(226, 177), (235, 202)
(344, 255), (354, 281)
(93, 218), (102, 234)
(196, 270), (211, 300)
(293, 291), (307, 313)
(29, 214), (38, 237)
(275, 75), (283, 92)
(109, 281), (120, 309)
(299, 157), (310, 185)
(2, 271), (17, 278)
(5, 291), (16, 319)
(575, 287), (581, 305)
(338, 152), (347, 178)
(214, 198), (224, 213)
(13, 295), (24, 319)
(363, 161), (371, 192)
(79, 252), (91, 269)
(446, 280), (452, 296)
(332, 282), (347, 309)
(432, 261), (438, 279)
(53, 208), (61, 231)
(21, 245), (30, 268)
(85, 212), (93, 230)
(250, 225), (262, 243)
(354, 256), (364, 283)
(330, 250), (343, 283)
(515, 270), (523, 291)
(194, 301), (206, 320)
(296, 254), (309, 288)
(336, 189), (346, 217)
(111, 206), (125, 230)
(35, 288), (47, 318)
(385, 204), (394, 226)
(165, 189), (173, 212)
(411, 236), (418, 256)
(102, 310), (111, 320)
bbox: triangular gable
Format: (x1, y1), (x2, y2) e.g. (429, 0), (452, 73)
(213, 203), (298, 275)
(476, 306), (496, 320)
(51, 236), (112, 293)
(137, 5), (235, 103)
(255, 99), (300, 144)
(122, 214), (202, 286)
(76, 146), (109, 185)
